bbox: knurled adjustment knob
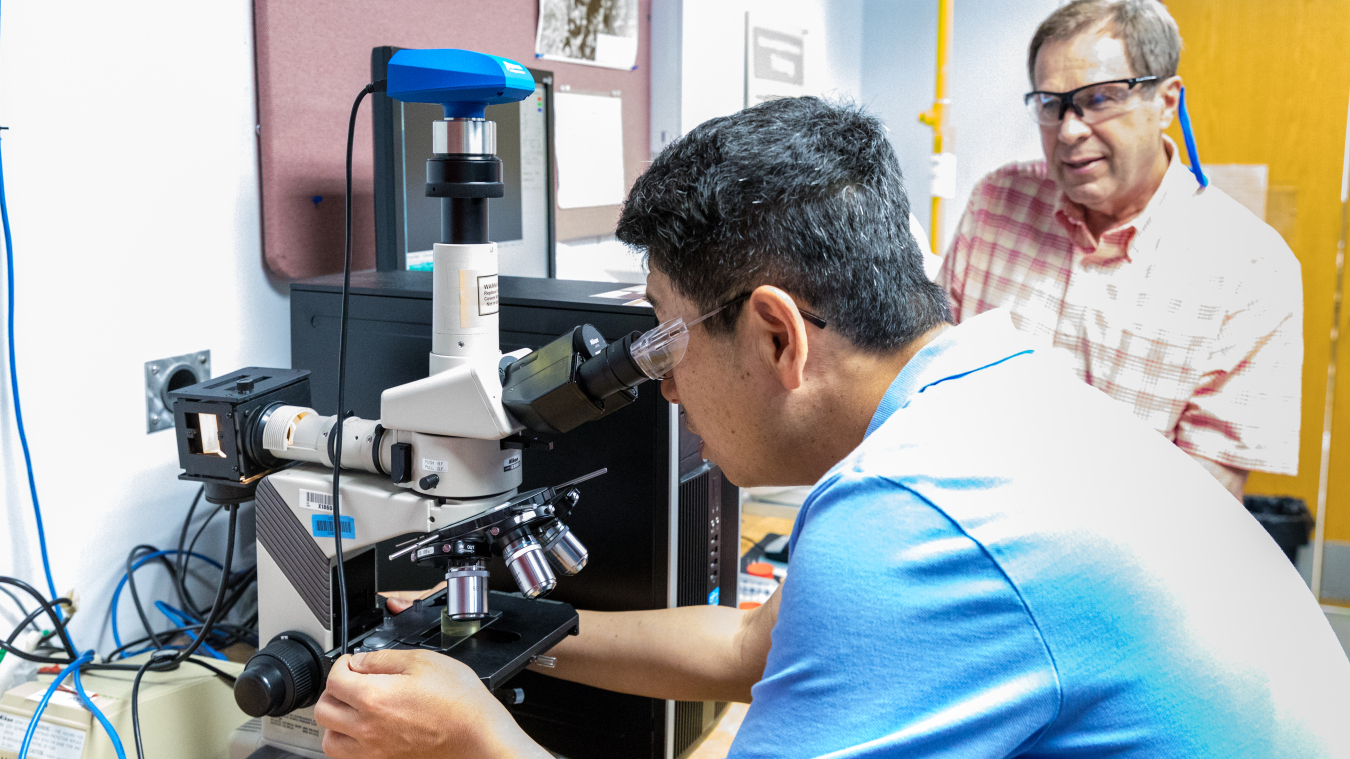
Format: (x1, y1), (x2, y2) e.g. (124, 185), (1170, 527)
(235, 632), (325, 718)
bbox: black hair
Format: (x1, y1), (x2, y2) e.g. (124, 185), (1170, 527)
(616, 96), (951, 353)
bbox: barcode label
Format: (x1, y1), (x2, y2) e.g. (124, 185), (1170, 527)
(311, 515), (355, 539)
(299, 489), (333, 513)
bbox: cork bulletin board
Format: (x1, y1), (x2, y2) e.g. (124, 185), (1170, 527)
(253, 0), (652, 279)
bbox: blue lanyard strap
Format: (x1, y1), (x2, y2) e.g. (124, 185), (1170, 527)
(1178, 85), (1209, 188)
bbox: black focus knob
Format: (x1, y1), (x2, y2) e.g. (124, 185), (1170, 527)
(235, 632), (326, 717)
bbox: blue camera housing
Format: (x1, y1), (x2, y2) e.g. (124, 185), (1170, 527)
(386, 48), (535, 118)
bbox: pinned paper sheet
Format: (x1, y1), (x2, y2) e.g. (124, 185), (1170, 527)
(536, 0), (639, 70)
(554, 92), (626, 209)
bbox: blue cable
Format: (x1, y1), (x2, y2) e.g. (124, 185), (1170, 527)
(0, 7), (61, 617)
(109, 549), (223, 649)
(1178, 85), (1209, 188)
(71, 665), (128, 759)
(153, 601), (228, 660)
(17, 652), (92, 758)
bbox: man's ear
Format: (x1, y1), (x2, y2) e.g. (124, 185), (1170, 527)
(744, 285), (810, 391)
(1157, 75), (1182, 130)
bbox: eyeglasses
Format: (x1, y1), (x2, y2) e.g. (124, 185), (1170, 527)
(628, 291), (828, 382)
(1024, 76), (1158, 125)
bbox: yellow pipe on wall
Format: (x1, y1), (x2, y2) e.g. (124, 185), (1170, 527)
(919, 0), (954, 256)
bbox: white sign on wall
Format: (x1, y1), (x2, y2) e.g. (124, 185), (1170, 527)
(745, 13), (808, 107)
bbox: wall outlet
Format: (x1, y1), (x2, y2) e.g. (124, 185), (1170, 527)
(146, 350), (210, 433)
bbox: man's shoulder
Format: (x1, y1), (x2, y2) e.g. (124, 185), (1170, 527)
(969, 160), (1060, 207)
(953, 161), (1066, 254)
(1191, 184), (1297, 265)
(1167, 184), (1302, 303)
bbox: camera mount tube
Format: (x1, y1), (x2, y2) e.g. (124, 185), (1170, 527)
(258, 406), (384, 474)
(427, 118), (501, 246)
(426, 117), (502, 371)
(431, 243), (500, 369)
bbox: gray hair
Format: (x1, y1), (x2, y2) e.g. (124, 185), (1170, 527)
(1027, 0), (1182, 85)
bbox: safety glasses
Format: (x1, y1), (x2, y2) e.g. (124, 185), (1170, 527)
(629, 291), (828, 381)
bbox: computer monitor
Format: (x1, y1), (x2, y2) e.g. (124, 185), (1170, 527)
(372, 46), (556, 277)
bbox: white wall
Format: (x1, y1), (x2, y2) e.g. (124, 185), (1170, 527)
(862, 0), (1057, 250)
(651, 0), (866, 150)
(590, 0), (863, 285)
(0, 1), (286, 651)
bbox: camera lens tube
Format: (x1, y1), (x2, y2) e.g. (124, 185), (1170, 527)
(539, 520), (588, 576)
(501, 533), (557, 598)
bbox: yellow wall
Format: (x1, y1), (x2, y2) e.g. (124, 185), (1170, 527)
(1164, 0), (1350, 543)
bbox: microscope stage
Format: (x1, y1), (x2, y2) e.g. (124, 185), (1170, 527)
(343, 590), (578, 692)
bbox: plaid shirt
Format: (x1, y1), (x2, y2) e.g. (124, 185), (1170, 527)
(937, 141), (1303, 475)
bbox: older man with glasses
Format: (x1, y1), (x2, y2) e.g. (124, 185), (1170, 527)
(938, 0), (1303, 500)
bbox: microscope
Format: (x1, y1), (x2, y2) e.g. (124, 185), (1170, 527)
(167, 49), (684, 758)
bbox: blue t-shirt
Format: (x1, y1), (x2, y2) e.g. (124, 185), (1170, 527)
(729, 310), (1350, 758)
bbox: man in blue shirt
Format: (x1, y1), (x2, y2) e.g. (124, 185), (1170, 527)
(313, 97), (1350, 758)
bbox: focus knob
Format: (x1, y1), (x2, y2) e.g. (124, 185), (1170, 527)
(235, 632), (326, 717)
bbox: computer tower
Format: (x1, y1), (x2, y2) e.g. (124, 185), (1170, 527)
(289, 271), (740, 758)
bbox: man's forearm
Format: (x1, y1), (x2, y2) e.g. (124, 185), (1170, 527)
(533, 595), (778, 704)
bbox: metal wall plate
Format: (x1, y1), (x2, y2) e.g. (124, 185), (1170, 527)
(146, 350), (210, 433)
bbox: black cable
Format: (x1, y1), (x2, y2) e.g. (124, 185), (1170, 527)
(3, 597), (69, 644)
(173, 505), (236, 664)
(130, 505), (238, 759)
(0, 577), (77, 659)
(179, 502), (224, 616)
(0, 635), (75, 664)
(330, 81), (375, 656)
(175, 655), (238, 684)
(173, 487), (205, 615)
(130, 654), (163, 759)
(105, 621), (257, 662)
(213, 566), (257, 621)
(0, 584), (27, 616)
(127, 648), (240, 759)
(125, 545), (170, 651)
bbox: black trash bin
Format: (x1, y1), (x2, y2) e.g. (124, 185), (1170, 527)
(1244, 495), (1314, 563)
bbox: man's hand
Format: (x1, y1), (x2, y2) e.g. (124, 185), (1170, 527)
(379, 582), (446, 614)
(314, 649), (550, 759)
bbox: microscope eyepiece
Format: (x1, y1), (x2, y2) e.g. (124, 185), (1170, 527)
(576, 332), (647, 400)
